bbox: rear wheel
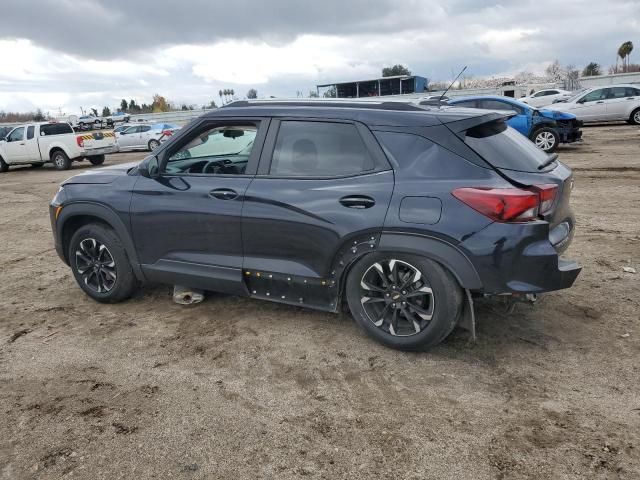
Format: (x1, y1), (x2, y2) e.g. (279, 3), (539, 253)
(68, 223), (138, 303)
(148, 139), (160, 151)
(630, 108), (640, 126)
(532, 127), (559, 153)
(88, 154), (105, 165)
(346, 253), (463, 351)
(51, 150), (71, 170)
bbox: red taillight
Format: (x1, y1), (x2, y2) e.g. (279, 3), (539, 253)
(76, 136), (84, 147)
(452, 184), (558, 222)
(162, 130), (173, 137)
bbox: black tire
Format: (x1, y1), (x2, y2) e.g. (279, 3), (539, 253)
(148, 139), (160, 151)
(346, 253), (463, 351)
(0, 156), (8, 173)
(51, 150), (71, 170)
(68, 223), (138, 303)
(630, 108), (640, 126)
(88, 154), (105, 165)
(531, 127), (559, 153)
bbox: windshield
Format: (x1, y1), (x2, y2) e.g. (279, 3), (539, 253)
(564, 89), (587, 103)
(463, 120), (552, 172)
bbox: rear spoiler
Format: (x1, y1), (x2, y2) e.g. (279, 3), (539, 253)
(438, 111), (514, 135)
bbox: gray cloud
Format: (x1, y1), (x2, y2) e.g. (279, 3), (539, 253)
(0, 0), (441, 59)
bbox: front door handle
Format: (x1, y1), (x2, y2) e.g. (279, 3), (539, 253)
(596, 100), (604, 104)
(339, 195), (375, 209)
(209, 188), (238, 200)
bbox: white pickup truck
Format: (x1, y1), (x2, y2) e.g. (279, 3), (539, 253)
(0, 122), (116, 172)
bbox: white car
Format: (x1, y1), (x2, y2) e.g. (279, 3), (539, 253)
(550, 84), (640, 124)
(116, 123), (180, 151)
(519, 89), (573, 107)
(0, 122), (116, 171)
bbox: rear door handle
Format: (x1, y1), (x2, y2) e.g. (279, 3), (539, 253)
(209, 188), (238, 200)
(339, 195), (375, 209)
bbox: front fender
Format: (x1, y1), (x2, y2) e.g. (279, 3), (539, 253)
(55, 201), (145, 281)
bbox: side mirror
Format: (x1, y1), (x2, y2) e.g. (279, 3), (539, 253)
(139, 156), (160, 179)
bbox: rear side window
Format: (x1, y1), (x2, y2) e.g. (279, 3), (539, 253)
(269, 121), (374, 177)
(463, 120), (550, 172)
(40, 123), (73, 135)
(479, 100), (522, 114)
(451, 100), (478, 108)
(140, 126), (151, 133)
(27, 126), (35, 139)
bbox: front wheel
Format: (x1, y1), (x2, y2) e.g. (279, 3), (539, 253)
(532, 127), (559, 153)
(630, 108), (640, 126)
(88, 154), (105, 165)
(51, 150), (71, 170)
(346, 253), (463, 351)
(0, 156), (8, 173)
(68, 223), (138, 303)
(148, 139), (160, 151)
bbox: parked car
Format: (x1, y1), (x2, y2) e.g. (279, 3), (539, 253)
(519, 89), (572, 107)
(77, 115), (103, 130)
(447, 96), (582, 152)
(115, 123), (180, 151)
(50, 101), (581, 351)
(550, 84), (640, 124)
(105, 112), (131, 127)
(0, 122), (116, 171)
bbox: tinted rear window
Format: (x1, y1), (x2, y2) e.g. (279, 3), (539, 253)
(464, 120), (550, 172)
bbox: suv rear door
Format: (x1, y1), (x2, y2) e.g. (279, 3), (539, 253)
(241, 119), (394, 288)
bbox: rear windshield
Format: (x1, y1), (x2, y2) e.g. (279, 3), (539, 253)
(464, 121), (551, 172)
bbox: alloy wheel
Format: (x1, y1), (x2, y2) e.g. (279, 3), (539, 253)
(75, 238), (117, 293)
(359, 259), (435, 336)
(634, 110), (640, 124)
(535, 131), (556, 150)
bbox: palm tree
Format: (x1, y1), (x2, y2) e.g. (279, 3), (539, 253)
(618, 41), (634, 72)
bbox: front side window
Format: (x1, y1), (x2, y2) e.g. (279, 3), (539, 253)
(581, 89), (606, 102)
(269, 121), (374, 177)
(166, 124), (257, 175)
(8, 127), (24, 142)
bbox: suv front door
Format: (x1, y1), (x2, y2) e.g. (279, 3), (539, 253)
(130, 118), (269, 295)
(241, 119), (394, 306)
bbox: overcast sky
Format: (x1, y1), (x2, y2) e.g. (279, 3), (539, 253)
(1, 0), (639, 115)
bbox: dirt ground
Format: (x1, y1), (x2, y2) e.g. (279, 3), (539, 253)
(1, 124), (639, 480)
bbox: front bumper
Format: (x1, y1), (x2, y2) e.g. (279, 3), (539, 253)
(460, 220), (581, 294)
(557, 119), (583, 144)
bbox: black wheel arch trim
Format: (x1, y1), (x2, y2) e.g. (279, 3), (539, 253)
(375, 232), (482, 290)
(56, 201), (146, 281)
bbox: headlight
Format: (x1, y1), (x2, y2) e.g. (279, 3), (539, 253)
(51, 185), (66, 206)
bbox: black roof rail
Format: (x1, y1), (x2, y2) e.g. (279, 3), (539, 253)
(222, 99), (426, 112)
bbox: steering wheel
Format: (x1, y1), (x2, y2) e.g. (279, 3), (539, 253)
(202, 159), (231, 174)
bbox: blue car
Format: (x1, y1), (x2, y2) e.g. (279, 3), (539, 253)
(447, 95), (582, 153)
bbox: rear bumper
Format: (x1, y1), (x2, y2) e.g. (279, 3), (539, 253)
(82, 145), (116, 156)
(460, 220), (581, 294)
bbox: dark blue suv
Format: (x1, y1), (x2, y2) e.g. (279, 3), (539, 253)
(50, 101), (581, 350)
